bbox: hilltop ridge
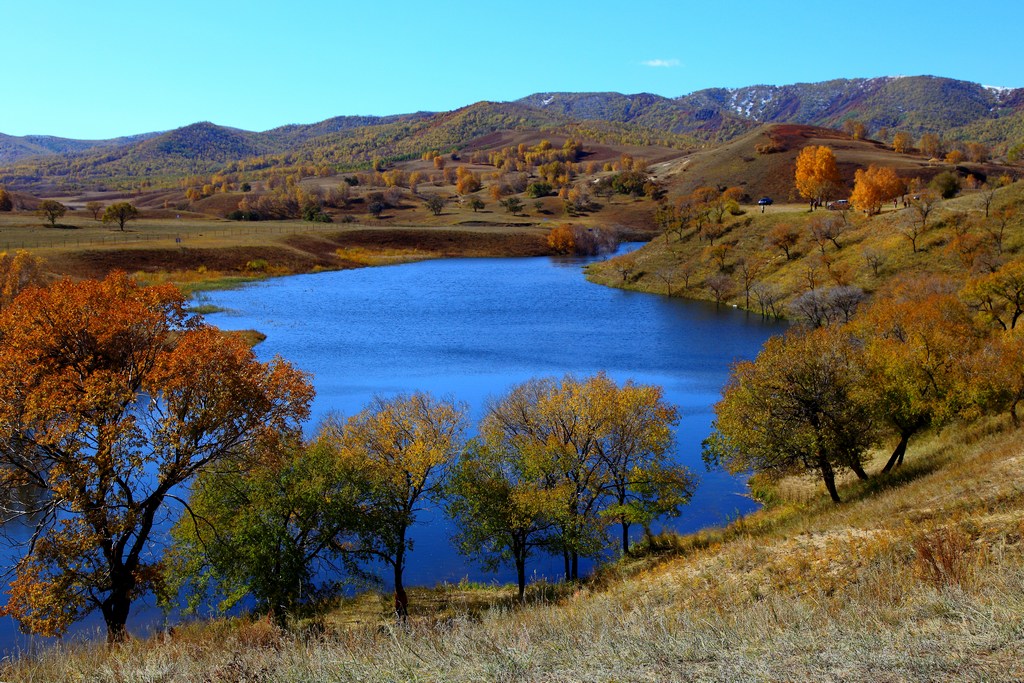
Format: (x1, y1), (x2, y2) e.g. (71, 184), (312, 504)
(2, 75), (1022, 193)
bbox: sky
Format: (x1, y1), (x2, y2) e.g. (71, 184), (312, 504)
(3, 0), (1023, 140)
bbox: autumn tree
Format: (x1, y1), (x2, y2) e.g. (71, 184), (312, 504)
(703, 326), (877, 502)
(789, 286), (865, 328)
(984, 205), (1016, 255)
(795, 145), (842, 207)
(977, 184), (997, 219)
(967, 333), (1024, 426)
(853, 277), (980, 472)
(165, 432), (365, 626)
(36, 199), (66, 227)
(862, 247), (886, 276)
(593, 378), (694, 554)
(466, 196), (485, 212)
(962, 258), (1024, 332)
(425, 195), (446, 216)
(329, 393), (467, 618)
(736, 257), (763, 310)
(0, 187), (12, 212)
(102, 202), (140, 231)
(0, 250), (47, 309)
(0, 273), (313, 642)
(919, 133), (943, 158)
(892, 131), (912, 154)
(900, 190), (940, 252)
(482, 374), (690, 575)
(447, 439), (559, 601)
(850, 165), (904, 215)
(85, 201), (104, 220)
(547, 223), (576, 254)
(767, 222), (800, 260)
(965, 142), (990, 163)
(809, 214), (850, 253)
(704, 273), (734, 306)
(709, 186), (743, 224)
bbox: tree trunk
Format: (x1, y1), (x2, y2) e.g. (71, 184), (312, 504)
(570, 551), (579, 581)
(819, 459), (841, 503)
(393, 542), (408, 619)
(101, 586), (133, 644)
(850, 460), (869, 480)
(621, 521), (631, 556)
(393, 562), (408, 619)
(881, 431), (912, 473)
(516, 556), (526, 603)
(562, 548), (571, 580)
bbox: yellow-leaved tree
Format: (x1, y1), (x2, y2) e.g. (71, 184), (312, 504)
(329, 392), (467, 618)
(794, 145), (842, 207)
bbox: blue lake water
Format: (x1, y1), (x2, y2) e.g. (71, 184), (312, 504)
(198, 246), (785, 584)
(0, 245), (785, 651)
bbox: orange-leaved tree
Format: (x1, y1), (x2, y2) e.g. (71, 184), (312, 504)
(852, 276), (981, 472)
(0, 272), (313, 642)
(850, 165), (905, 215)
(794, 145), (842, 207)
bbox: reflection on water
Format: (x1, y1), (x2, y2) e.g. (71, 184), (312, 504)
(0, 245), (785, 650)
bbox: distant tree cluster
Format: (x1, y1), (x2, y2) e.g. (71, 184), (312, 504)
(547, 223), (618, 255)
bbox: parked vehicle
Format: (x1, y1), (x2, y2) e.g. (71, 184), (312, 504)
(757, 196), (773, 206)
(827, 199), (850, 210)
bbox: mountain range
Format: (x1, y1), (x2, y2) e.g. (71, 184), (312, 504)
(2, 75), (1021, 191)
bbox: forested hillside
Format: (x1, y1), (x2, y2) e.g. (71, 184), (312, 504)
(3, 75), (1021, 194)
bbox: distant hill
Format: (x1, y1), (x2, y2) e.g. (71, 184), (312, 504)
(516, 76), (1024, 149)
(0, 131), (158, 164)
(515, 92), (756, 140)
(675, 76), (1024, 137)
(0, 102), (699, 191)
(2, 75), (1021, 192)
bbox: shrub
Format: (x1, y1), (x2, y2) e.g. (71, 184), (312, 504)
(930, 171), (961, 199)
(226, 210), (262, 221)
(527, 182), (553, 198)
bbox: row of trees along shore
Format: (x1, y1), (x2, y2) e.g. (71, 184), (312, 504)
(0, 259), (692, 642)
(704, 270), (1024, 502)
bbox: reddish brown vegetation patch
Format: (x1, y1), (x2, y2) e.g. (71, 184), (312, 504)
(45, 246), (339, 280)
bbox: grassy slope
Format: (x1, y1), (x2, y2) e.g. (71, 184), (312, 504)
(586, 178), (1024, 315)
(8, 418), (1022, 682)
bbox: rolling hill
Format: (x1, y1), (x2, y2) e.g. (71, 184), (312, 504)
(1, 75), (1022, 194)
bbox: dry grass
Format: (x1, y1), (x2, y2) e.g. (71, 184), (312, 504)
(5, 417), (1024, 682)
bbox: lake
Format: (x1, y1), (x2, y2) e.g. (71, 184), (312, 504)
(0, 245), (785, 651)
(198, 245), (785, 585)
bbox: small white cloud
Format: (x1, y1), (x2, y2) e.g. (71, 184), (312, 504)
(642, 59), (681, 68)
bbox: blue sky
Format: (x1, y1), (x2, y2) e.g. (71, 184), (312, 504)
(4, 0), (1022, 139)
